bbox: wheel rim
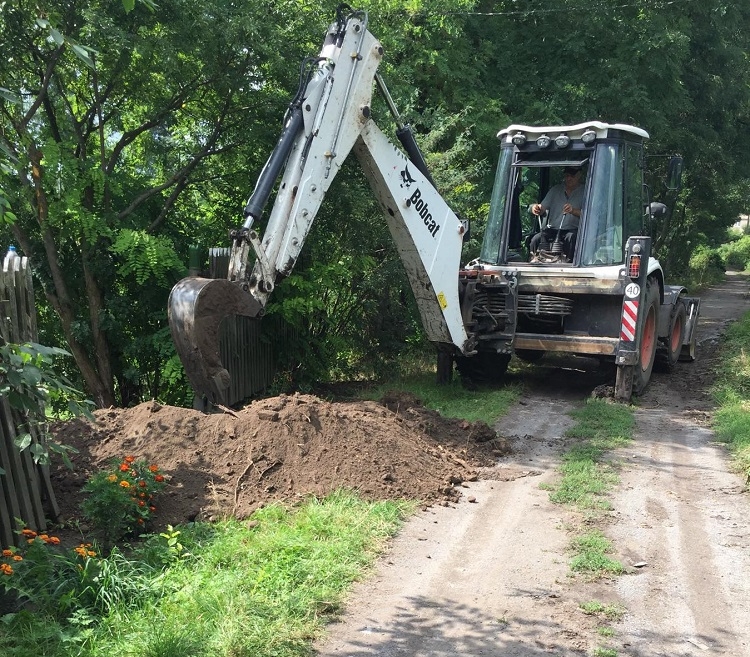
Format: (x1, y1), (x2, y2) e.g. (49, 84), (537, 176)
(640, 307), (656, 372)
(670, 314), (683, 354)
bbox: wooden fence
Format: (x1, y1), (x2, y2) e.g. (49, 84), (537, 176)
(0, 251), (58, 548)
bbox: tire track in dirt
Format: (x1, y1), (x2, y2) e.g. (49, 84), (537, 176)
(314, 274), (750, 657)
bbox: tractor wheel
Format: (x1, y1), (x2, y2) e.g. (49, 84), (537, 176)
(456, 352), (511, 385)
(633, 278), (660, 395)
(514, 349), (545, 364)
(664, 302), (686, 369)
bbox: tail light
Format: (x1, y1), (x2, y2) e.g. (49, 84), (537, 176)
(628, 254), (641, 279)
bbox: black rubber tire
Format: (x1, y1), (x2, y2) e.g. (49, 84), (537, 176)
(665, 302), (686, 368)
(514, 349), (546, 364)
(456, 352), (511, 385)
(633, 278), (660, 395)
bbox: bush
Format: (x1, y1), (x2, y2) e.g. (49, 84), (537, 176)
(718, 234), (750, 272)
(689, 245), (725, 286)
(81, 456), (167, 545)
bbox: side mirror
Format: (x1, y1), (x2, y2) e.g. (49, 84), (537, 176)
(666, 156), (683, 192)
(650, 202), (668, 218)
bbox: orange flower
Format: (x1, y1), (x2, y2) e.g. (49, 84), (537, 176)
(137, 518), (144, 524)
(139, 480), (147, 488)
(21, 529), (36, 537)
(138, 501), (145, 507)
(1, 564), (13, 575)
(154, 475), (164, 483)
(124, 456), (135, 463)
(2, 549), (12, 557)
(119, 463), (129, 472)
(139, 492), (146, 498)
(149, 506), (156, 513)
(148, 465), (159, 473)
(39, 534), (49, 541)
(12, 555), (22, 562)
(47, 536), (60, 545)
(87, 550), (97, 557)
(120, 480), (131, 488)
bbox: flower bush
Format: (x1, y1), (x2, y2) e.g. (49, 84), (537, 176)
(0, 528), (99, 619)
(81, 456), (167, 543)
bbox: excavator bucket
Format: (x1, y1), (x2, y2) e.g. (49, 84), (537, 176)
(168, 277), (263, 404)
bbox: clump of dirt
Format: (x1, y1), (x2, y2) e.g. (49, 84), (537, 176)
(49, 392), (510, 532)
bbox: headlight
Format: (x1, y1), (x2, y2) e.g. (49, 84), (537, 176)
(536, 134), (551, 148)
(581, 129), (597, 145)
(511, 131), (527, 145)
(554, 134), (570, 148)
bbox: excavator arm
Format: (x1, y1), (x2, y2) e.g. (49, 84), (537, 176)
(168, 8), (473, 403)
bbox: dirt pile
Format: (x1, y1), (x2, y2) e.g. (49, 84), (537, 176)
(50, 392), (509, 531)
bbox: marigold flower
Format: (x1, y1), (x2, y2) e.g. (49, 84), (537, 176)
(2, 549), (12, 557)
(149, 464), (159, 472)
(21, 529), (36, 537)
(87, 550), (97, 557)
(149, 506), (156, 513)
(138, 501), (145, 507)
(39, 534), (49, 541)
(12, 555), (22, 562)
(139, 492), (147, 498)
(120, 480), (131, 488)
(108, 474), (118, 482)
(120, 463), (130, 472)
(27, 539), (35, 544)
(139, 480), (147, 488)
(154, 475), (164, 483)
(125, 456), (135, 463)
(137, 518), (144, 524)
(1, 564), (13, 575)
(47, 536), (60, 545)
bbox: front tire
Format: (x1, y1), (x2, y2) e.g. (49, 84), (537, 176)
(456, 352), (511, 385)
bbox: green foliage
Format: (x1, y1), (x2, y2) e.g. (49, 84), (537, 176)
(110, 229), (186, 286)
(0, 342), (93, 469)
(81, 457), (167, 545)
(0, 529), (100, 620)
(711, 310), (750, 478)
(717, 234), (750, 272)
(688, 244), (725, 287)
(0, 491), (408, 656)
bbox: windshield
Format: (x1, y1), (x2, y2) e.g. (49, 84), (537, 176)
(479, 141), (631, 266)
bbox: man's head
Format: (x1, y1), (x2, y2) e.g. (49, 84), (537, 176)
(563, 167), (582, 187)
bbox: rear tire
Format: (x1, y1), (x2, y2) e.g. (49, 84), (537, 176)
(456, 352), (511, 385)
(657, 301), (686, 371)
(514, 349), (545, 364)
(633, 278), (659, 395)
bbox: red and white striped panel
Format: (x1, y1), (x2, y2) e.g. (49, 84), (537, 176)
(621, 300), (639, 341)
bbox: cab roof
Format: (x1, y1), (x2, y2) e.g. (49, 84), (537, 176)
(498, 121), (649, 142)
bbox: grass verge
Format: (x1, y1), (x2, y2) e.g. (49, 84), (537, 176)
(363, 372), (520, 425)
(0, 490), (410, 657)
(711, 309), (750, 478)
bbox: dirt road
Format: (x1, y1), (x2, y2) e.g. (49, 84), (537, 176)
(315, 273), (750, 657)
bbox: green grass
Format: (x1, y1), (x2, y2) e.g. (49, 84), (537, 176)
(580, 600), (626, 621)
(711, 309), (750, 478)
(363, 372), (521, 425)
(570, 531), (625, 576)
(0, 491), (410, 657)
(548, 399), (633, 510)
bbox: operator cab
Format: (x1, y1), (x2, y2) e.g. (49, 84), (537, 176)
(478, 122), (650, 268)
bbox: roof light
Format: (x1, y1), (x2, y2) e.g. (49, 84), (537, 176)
(536, 134), (551, 149)
(554, 134), (571, 148)
(511, 131), (527, 146)
(581, 129), (597, 145)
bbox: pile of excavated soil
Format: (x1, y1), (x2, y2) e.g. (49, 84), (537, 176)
(49, 391), (509, 532)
